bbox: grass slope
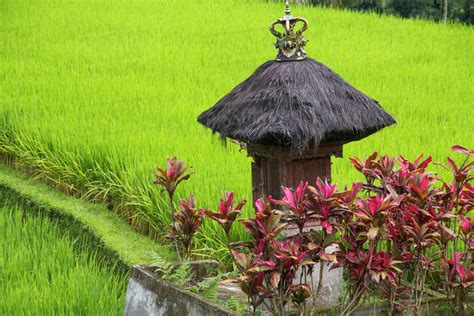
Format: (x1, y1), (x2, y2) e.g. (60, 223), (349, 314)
(0, 201), (127, 315)
(0, 164), (173, 266)
(1, 0), (473, 258)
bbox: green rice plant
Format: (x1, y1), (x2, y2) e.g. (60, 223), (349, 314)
(0, 201), (128, 315)
(1, 0), (472, 263)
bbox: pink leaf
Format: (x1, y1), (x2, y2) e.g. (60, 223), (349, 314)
(255, 199), (264, 214)
(460, 216), (471, 234)
(231, 250), (250, 269)
(321, 221), (333, 234)
(295, 181), (308, 202)
(282, 186), (296, 208)
(451, 145), (474, 156)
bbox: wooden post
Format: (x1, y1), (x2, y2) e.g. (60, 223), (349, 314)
(248, 143), (343, 203)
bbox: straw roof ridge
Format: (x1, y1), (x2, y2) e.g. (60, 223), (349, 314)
(198, 58), (396, 151)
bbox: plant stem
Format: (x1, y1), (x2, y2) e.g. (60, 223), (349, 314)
(387, 240), (395, 316)
(342, 284), (363, 315)
(315, 261), (324, 300)
(169, 193), (182, 262)
(224, 232), (236, 267)
(310, 273), (315, 306)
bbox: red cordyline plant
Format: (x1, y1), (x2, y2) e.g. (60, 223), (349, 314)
(307, 179), (340, 234)
(304, 179), (358, 304)
(220, 197), (316, 315)
(240, 196), (287, 257)
(201, 192), (246, 250)
(276, 181), (310, 233)
(272, 182), (343, 313)
(202, 183), (352, 315)
(276, 181), (318, 305)
(435, 145), (474, 314)
(230, 249), (276, 311)
(270, 237), (314, 314)
(345, 152), (440, 314)
(341, 145), (473, 315)
(154, 157), (192, 202)
(205, 196), (291, 313)
(156, 146), (472, 315)
(154, 157), (192, 261)
(166, 196), (203, 259)
(333, 192), (405, 315)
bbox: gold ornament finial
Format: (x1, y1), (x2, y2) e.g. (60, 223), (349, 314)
(269, 1), (309, 61)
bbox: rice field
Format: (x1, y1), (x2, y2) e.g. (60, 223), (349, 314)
(1, 0), (473, 259)
(0, 200), (127, 315)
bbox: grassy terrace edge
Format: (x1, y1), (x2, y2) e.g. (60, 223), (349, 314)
(0, 163), (171, 270)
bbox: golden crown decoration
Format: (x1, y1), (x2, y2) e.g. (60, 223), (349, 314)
(269, 1), (309, 61)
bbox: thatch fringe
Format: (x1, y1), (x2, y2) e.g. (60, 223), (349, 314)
(198, 58), (396, 152)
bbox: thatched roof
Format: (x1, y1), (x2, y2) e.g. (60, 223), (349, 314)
(198, 57), (396, 151)
(198, 4), (395, 152)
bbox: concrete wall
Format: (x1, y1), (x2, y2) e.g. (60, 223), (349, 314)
(124, 266), (239, 316)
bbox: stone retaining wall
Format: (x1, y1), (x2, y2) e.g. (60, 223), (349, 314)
(124, 266), (239, 316)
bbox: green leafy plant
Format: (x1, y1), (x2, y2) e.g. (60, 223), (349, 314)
(167, 261), (192, 286)
(151, 253), (192, 286)
(190, 275), (221, 300)
(222, 296), (247, 313)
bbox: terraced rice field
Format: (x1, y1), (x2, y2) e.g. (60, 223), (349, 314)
(0, 200), (127, 314)
(1, 0), (473, 258)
